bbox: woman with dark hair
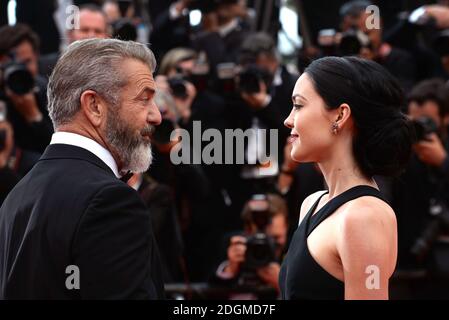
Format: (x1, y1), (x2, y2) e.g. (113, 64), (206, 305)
(279, 56), (414, 300)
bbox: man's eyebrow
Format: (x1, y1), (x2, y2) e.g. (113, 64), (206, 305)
(292, 94), (307, 102)
(138, 87), (155, 96)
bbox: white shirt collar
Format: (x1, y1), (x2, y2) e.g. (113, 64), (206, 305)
(218, 18), (239, 37)
(50, 132), (120, 178)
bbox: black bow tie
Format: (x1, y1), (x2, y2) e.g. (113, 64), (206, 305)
(119, 170), (133, 183)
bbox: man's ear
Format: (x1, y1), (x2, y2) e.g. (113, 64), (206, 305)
(79, 90), (107, 128)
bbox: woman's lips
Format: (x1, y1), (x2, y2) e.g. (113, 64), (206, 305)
(289, 133), (299, 143)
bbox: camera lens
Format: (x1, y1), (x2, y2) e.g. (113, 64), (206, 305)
(412, 116), (438, 141)
(168, 78), (188, 99)
(4, 64), (35, 95)
(245, 233), (275, 269)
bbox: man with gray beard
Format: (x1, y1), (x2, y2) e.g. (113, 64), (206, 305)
(0, 39), (164, 299)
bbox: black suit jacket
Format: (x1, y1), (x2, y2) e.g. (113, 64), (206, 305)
(0, 144), (164, 299)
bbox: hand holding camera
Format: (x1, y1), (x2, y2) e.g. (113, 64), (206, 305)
(5, 89), (42, 124)
(225, 234), (280, 290)
(238, 65), (272, 110)
(160, 71), (197, 123)
(256, 262), (281, 291)
(240, 81), (270, 110)
(411, 116), (448, 167)
(413, 132), (447, 167)
(1, 56), (42, 124)
(171, 80), (196, 122)
(225, 235), (247, 277)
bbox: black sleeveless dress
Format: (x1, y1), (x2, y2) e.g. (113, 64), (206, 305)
(279, 185), (388, 300)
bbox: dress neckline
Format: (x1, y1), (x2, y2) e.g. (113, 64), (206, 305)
(308, 185), (380, 219)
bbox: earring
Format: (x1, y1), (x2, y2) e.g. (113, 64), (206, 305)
(332, 122), (339, 134)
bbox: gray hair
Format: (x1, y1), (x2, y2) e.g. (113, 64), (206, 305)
(47, 38), (156, 129)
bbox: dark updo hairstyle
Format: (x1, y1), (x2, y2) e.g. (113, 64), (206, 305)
(304, 56), (414, 178)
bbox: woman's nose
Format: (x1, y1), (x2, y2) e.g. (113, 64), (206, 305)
(284, 111), (294, 129)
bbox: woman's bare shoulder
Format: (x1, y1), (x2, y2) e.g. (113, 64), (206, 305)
(337, 195), (397, 259)
(341, 196), (396, 226)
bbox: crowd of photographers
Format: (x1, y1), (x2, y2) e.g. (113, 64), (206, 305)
(1, 0), (449, 299)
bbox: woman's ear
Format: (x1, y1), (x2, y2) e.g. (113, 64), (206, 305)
(79, 90), (107, 128)
(335, 103), (352, 129)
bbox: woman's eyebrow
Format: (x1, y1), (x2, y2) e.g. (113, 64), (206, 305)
(292, 94), (308, 102)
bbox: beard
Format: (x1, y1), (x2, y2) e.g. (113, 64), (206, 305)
(105, 111), (154, 173)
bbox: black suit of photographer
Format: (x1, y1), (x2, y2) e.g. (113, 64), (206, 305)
(149, 4), (192, 62)
(0, 146), (40, 205)
(224, 66), (294, 216)
(392, 134), (449, 270)
(192, 23), (250, 76)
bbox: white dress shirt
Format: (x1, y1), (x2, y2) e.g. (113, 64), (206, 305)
(50, 132), (120, 178)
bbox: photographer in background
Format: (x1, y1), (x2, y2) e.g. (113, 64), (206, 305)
(0, 101), (40, 205)
(318, 0), (417, 91)
(156, 48), (239, 282)
(0, 24), (53, 153)
(149, 0), (193, 61)
(40, 4), (111, 79)
(343, 0), (417, 90)
(126, 172), (186, 284)
(211, 194), (288, 297)
(67, 4), (110, 43)
(192, 0), (251, 74)
(392, 79), (449, 284)
(223, 32), (295, 214)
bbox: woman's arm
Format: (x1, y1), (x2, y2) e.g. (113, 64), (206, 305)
(337, 200), (397, 300)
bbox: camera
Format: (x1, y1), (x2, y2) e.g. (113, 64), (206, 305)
(317, 27), (371, 57)
(338, 27), (371, 56)
(167, 54), (210, 99)
(238, 65), (272, 94)
(0, 59), (35, 95)
(242, 195), (276, 270)
(238, 65), (265, 94)
(168, 76), (189, 100)
(411, 116), (438, 142)
(411, 198), (449, 262)
(245, 233), (276, 269)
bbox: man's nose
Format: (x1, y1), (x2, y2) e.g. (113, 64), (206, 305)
(148, 102), (162, 126)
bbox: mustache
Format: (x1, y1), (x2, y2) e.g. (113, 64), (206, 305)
(140, 125), (155, 137)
